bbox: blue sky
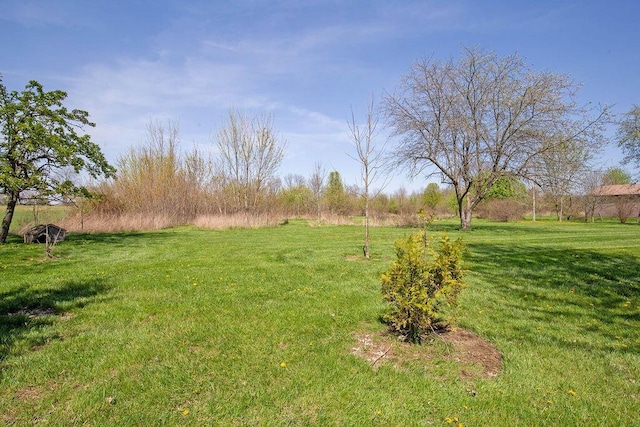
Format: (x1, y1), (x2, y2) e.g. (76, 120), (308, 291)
(2, 0), (639, 191)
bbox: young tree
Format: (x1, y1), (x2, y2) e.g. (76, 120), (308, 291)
(0, 77), (115, 243)
(616, 105), (640, 172)
(347, 96), (388, 259)
(214, 109), (286, 216)
(383, 47), (608, 230)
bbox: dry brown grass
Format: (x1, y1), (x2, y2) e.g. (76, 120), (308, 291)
(59, 212), (284, 233)
(60, 212), (179, 233)
(192, 214), (280, 229)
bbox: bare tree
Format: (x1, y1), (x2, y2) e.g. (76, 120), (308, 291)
(347, 96), (388, 259)
(582, 169), (603, 222)
(308, 162), (327, 219)
(533, 137), (594, 221)
(383, 47), (609, 230)
(214, 109), (286, 217)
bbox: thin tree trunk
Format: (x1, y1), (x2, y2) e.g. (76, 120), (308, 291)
(364, 196), (370, 259)
(532, 188), (536, 222)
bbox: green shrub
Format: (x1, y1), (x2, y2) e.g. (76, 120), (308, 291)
(381, 232), (465, 343)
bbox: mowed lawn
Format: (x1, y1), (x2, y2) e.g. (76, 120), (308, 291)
(1, 219), (639, 425)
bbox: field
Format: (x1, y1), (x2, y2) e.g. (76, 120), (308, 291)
(1, 219), (639, 425)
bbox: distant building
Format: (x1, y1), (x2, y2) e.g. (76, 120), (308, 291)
(592, 184), (640, 197)
(592, 184), (640, 220)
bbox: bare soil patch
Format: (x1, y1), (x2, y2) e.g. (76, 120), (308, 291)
(351, 326), (501, 380)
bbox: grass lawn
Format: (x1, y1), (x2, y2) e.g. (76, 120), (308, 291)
(1, 219), (639, 425)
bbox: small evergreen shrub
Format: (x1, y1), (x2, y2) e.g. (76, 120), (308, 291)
(381, 232), (465, 343)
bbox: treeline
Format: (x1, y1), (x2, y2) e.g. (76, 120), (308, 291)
(60, 112), (634, 233)
(63, 115), (461, 232)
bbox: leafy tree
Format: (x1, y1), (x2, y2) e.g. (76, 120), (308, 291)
(383, 47), (608, 230)
(485, 175), (527, 200)
(325, 171), (347, 214)
(616, 105), (640, 171)
(602, 167), (632, 185)
(422, 183), (443, 212)
(0, 77), (115, 243)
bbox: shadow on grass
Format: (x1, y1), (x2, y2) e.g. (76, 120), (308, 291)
(64, 230), (184, 249)
(468, 242), (640, 353)
(0, 277), (110, 363)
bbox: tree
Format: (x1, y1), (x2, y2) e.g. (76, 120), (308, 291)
(0, 77), (115, 243)
(602, 166), (632, 185)
(347, 96), (388, 259)
(533, 137), (594, 221)
(383, 47), (608, 230)
(308, 162), (326, 219)
(214, 109), (285, 216)
(616, 105), (640, 172)
(422, 183), (443, 212)
(279, 174), (312, 217)
(582, 169), (603, 222)
(325, 171), (347, 214)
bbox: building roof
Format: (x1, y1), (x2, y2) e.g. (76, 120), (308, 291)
(592, 184), (640, 196)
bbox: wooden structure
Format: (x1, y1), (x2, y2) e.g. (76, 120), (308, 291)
(23, 224), (67, 244)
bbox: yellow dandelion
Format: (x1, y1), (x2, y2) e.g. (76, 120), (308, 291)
(280, 362), (286, 368)
(568, 389), (577, 396)
(182, 409), (190, 416)
(445, 417), (453, 424)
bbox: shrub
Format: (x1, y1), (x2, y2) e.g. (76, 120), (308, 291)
(381, 232), (465, 343)
(477, 199), (527, 222)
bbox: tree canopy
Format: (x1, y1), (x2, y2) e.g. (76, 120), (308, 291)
(383, 47), (608, 230)
(602, 167), (632, 186)
(0, 77), (115, 243)
(616, 105), (640, 172)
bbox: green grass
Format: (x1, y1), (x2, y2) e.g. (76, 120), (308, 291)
(1, 219), (639, 425)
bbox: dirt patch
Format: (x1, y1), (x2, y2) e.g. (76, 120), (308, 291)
(351, 326), (501, 380)
(14, 385), (46, 401)
(440, 328), (501, 378)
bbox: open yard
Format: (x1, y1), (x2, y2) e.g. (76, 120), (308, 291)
(1, 219), (639, 425)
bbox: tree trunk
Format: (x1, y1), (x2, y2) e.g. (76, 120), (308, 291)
(532, 188), (536, 222)
(1, 193), (18, 244)
(458, 196), (472, 231)
(364, 196), (370, 259)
